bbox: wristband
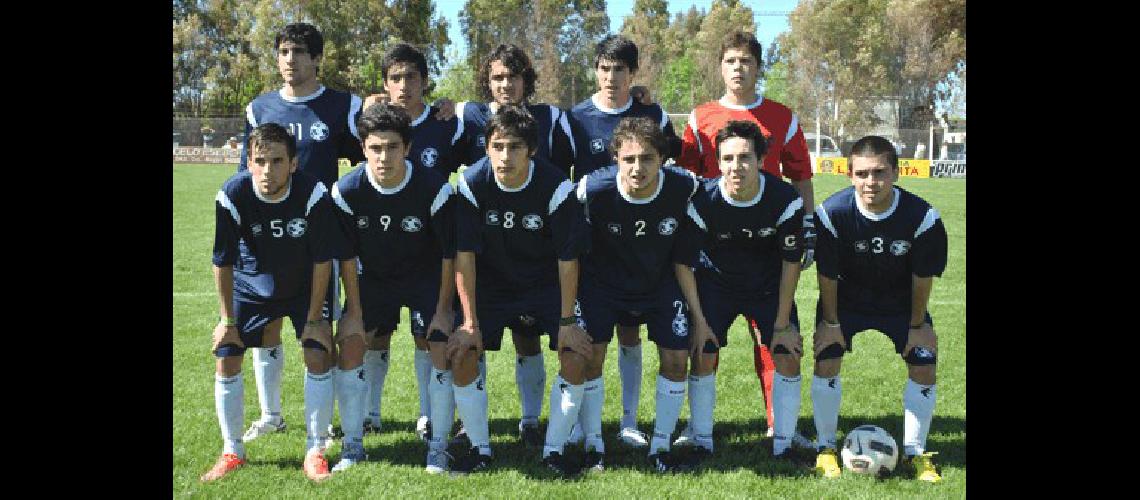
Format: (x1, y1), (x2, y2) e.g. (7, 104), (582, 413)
(773, 324), (795, 334)
(910, 323), (926, 329)
(821, 320), (840, 328)
(306, 319), (326, 327)
(559, 316), (579, 326)
(222, 317), (237, 327)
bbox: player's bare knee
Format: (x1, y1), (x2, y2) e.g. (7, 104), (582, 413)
(691, 352), (717, 376)
(428, 342), (449, 370)
(413, 335), (430, 351)
(452, 350), (480, 386)
(907, 363), (936, 385)
(659, 350), (688, 382)
(773, 354), (801, 377)
(216, 356), (243, 377)
(303, 348), (331, 374)
(262, 318), (283, 346)
(558, 351), (586, 385)
(337, 335), (366, 369)
(585, 344), (607, 379)
(370, 331), (392, 351)
(617, 325), (641, 346)
(814, 357), (842, 378)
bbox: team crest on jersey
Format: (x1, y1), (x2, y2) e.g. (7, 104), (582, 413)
(287, 218), (307, 237)
(890, 240), (911, 256)
(758, 227), (776, 237)
(401, 216), (423, 232)
(356, 216), (369, 229)
(607, 222), (622, 235)
(658, 217), (678, 235)
(309, 121), (329, 141)
(854, 240), (869, 253)
(522, 214), (543, 231)
(590, 138), (605, 154)
(672, 310), (688, 337)
(251, 223), (264, 237)
(476, 135), (486, 147)
(421, 147), (439, 167)
(412, 311), (425, 330)
(485, 210), (501, 226)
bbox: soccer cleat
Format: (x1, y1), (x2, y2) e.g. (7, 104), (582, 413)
(331, 443), (366, 473)
(303, 448), (332, 482)
(450, 447), (493, 475)
(815, 448), (842, 478)
(617, 427), (649, 448)
(583, 450), (605, 473)
(363, 419), (382, 434)
(519, 421), (543, 448)
(689, 446), (713, 467)
(425, 449), (452, 474)
(541, 451), (580, 478)
(415, 416), (431, 442)
(648, 450), (693, 473)
(908, 452), (942, 483)
(672, 423), (696, 447)
(242, 418), (286, 443)
(566, 423), (585, 446)
(449, 425), (471, 448)
(791, 432), (814, 449)
(200, 453), (244, 482)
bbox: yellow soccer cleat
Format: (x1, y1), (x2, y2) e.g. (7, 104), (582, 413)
(909, 452), (942, 483)
(814, 448), (841, 478)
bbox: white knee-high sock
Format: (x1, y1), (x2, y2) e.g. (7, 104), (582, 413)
(215, 373), (245, 458)
(619, 344), (643, 429)
(454, 376), (491, 456)
(414, 350), (431, 418)
(688, 373), (716, 451)
(363, 350), (389, 424)
(336, 365), (367, 447)
(903, 379), (936, 456)
(252, 346), (283, 423)
(772, 373), (802, 455)
(650, 375), (686, 455)
(543, 375), (584, 457)
(580, 376), (605, 453)
(811, 375), (842, 450)
(304, 369), (335, 452)
(429, 368), (455, 451)
(515, 353), (545, 424)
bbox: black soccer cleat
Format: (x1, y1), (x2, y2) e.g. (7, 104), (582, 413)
(519, 422), (543, 448)
(541, 451), (581, 479)
(449, 424), (472, 448)
(649, 450), (694, 474)
(582, 450), (605, 473)
(450, 447), (493, 475)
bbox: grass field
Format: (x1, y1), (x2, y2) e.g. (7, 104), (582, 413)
(173, 163), (965, 497)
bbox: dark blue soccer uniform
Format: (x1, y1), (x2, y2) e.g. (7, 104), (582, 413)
(565, 96), (682, 181)
(332, 160), (457, 337)
(240, 86), (365, 186)
(456, 102), (575, 174)
(407, 104), (469, 176)
(212, 171), (351, 354)
(455, 157), (588, 351)
(814, 186), (948, 353)
(688, 173), (805, 346)
(576, 165), (702, 350)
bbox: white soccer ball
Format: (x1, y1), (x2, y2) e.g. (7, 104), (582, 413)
(840, 425), (899, 476)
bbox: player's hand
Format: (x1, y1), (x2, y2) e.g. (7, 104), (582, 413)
(557, 323), (592, 358)
(447, 323), (483, 360)
(433, 98), (456, 120)
(813, 321), (846, 357)
(363, 93), (389, 110)
(771, 322), (803, 359)
(630, 85), (654, 105)
(427, 309), (456, 340)
(211, 321), (244, 352)
(801, 214), (817, 270)
(335, 312), (365, 346)
(688, 317), (719, 359)
(903, 322), (938, 359)
(301, 318), (334, 353)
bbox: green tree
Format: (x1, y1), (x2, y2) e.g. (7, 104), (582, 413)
(433, 47), (481, 103)
(620, 0), (670, 92)
(658, 52), (696, 112)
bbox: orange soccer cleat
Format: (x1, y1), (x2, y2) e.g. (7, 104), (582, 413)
(200, 453), (244, 482)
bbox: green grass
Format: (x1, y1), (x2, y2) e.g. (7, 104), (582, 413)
(173, 164), (965, 497)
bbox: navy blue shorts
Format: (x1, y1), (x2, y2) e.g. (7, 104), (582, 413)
(579, 283), (691, 351)
(699, 282), (799, 347)
(814, 300), (934, 354)
(360, 275), (440, 338)
(215, 295), (309, 357)
(467, 285), (560, 351)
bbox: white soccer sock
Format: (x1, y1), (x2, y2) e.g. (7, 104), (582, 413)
(650, 375), (686, 455)
(429, 368), (455, 451)
(772, 374), (803, 456)
(252, 346), (283, 424)
(363, 350), (389, 424)
(619, 343), (643, 429)
(688, 373), (716, 451)
(336, 365), (367, 446)
(304, 369), (335, 452)
(454, 376), (492, 456)
(515, 353), (545, 424)
(811, 375), (842, 450)
(543, 375), (584, 457)
(580, 376), (606, 453)
(414, 349), (431, 418)
(215, 373), (245, 458)
(903, 379), (936, 456)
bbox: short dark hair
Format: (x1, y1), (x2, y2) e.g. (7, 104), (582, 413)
(714, 120), (769, 159)
(718, 31), (761, 64)
(248, 123), (297, 160)
(381, 43), (429, 82)
(478, 44), (537, 102)
(485, 104), (538, 154)
(611, 117), (668, 158)
(848, 135), (899, 170)
(275, 23), (324, 57)
(357, 103), (413, 146)
(594, 35), (638, 73)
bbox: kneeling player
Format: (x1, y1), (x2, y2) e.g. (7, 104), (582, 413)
(810, 135), (948, 483)
(679, 121), (805, 460)
(201, 123), (351, 482)
(576, 117), (712, 472)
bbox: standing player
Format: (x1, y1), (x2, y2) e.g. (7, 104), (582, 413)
(681, 121), (805, 460)
(237, 22), (365, 444)
(675, 31), (817, 439)
(330, 103), (458, 473)
(201, 123), (353, 482)
(576, 117), (712, 472)
(564, 35), (682, 449)
(451, 105), (589, 475)
(809, 135), (947, 483)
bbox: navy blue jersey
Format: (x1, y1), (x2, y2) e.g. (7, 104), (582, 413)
(213, 171), (351, 304)
(815, 186), (948, 316)
(407, 104), (468, 176)
(688, 172), (805, 295)
(455, 102), (575, 175)
(566, 96), (682, 181)
(331, 160), (456, 284)
(577, 165), (701, 304)
(456, 157), (588, 295)
(240, 86), (364, 186)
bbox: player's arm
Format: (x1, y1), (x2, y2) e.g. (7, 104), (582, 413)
(449, 175), (483, 358)
(338, 98), (366, 165)
(428, 183), (458, 337)
(903, 206), (948, 359)
(212, 189), (243, 350)
(674, 204), (715, 356)
(813, 205), (845, 354)
(303, 190), (346, 351)
(211, 265), (242, 351)
(552, 181), (591, 356)
(550, 109), (575, 177)
(337, 257), (365, 342)
(775, 197), (806, 329)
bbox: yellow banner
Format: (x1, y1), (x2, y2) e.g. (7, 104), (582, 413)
(816, 157), (848, 175)
(815, 157), (930, 178)
(898, 159), (930, 178)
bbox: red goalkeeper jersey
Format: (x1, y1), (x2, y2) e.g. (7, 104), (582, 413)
(677, 96), (813, 181)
